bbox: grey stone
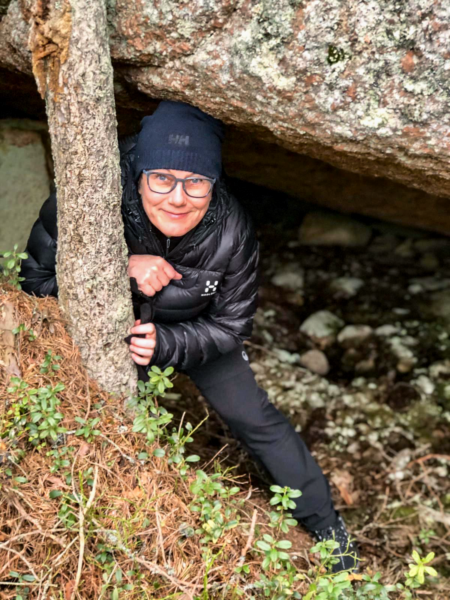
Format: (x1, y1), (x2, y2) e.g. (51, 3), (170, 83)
(429, 360), (450, 379)
(271, 264), (304, 291)
(426, 289), (450, 323)
(299, 349), (330, 376)
(368, 234), (399, 254)
(337, 325), (373, 347)
(330, 277), (364, 298)
(300, 310), (345, 341)
(375, 324), (400, 337)
(298, 211), (372, 247)
(413, 375), (435, 396)
(408, 276), (450, 294)
(0, 122), (50, 253)
(394, 239), (415, 258)
(419, 252), (439, 271)
(389, 337), (417, 373)
(274, 349), (301, 364)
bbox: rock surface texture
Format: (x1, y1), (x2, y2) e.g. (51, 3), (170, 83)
(1, 0), (450, 232)
(0, 121), (50, 252)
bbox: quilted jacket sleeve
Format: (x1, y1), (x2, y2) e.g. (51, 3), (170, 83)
(148, 213), (260, 372)
(21, 192), (59, 298)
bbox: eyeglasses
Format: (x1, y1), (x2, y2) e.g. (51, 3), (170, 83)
(143, 170), (216, 198)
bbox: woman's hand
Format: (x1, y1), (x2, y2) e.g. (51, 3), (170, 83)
(128, 319), (157, 366)
(128, 255), (182, 297)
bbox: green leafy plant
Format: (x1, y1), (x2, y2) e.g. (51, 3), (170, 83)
(255, 533), (292, 571)
(354, 572), (398, 598)
(166, 418), (208, 476)
(46, 445), (74, 473)
(5, 377), (66, 444)
(128, 368), (176, 444)
(304, 569), (353, 600)
(190, 469), (241, 543)
(12, 323), (37, 342)
(254, 562), (303, 600)
(417, 528), (436, 546)
(40, 350), (62, 375)
(27, 383), (66, 443)
(406, 550), (438, 586)
(269, 485), (303, 512)
(268, 485), (301, 535)
(57, 493), (79, 529)
(8, 570), (35, 600)
(1, 244), (28, 289)
(74, 416), (101, 442)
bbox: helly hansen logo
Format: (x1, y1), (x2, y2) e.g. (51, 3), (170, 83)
(201, 280), (219, 296)
(168, 134), (190, 146)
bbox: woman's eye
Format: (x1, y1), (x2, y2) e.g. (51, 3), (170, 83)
(191, 178), (202, 184)
(157, 175), (168, 181)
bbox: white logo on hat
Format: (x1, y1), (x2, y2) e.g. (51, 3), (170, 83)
(168, 134), (190, 146)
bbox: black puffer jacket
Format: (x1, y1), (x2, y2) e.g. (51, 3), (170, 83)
(21, 136), (260, 372)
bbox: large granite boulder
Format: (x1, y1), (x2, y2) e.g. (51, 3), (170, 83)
(0, 0), (449, 233)
(0, 120), (50, 252)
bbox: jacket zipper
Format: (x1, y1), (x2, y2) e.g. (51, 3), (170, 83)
(166, 238), (171, 257)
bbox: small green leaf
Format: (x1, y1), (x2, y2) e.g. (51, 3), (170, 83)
(288, 489), (302, 498)
(276, 540), (292, 549)
(50, 490), (62, 498)
(270, 548), (278, 562)
(334, 572), (350, 583)
(153, 448), (165, 457)
(186, 455), (200, 462)
(256, 541), (271, 552)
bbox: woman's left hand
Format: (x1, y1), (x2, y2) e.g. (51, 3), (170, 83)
(128, 319), (157, 366)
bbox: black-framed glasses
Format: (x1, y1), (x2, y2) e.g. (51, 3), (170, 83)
(143, 170), (216, 198)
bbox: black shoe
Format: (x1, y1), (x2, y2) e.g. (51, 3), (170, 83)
(311, 512), (360, 574)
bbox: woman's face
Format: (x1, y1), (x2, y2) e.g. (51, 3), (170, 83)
(138, 169), (213, 237)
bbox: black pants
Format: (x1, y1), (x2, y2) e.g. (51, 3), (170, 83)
(181, 344), (337, 531)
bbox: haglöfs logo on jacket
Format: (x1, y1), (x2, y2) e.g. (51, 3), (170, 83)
(201, 280), (219, 296)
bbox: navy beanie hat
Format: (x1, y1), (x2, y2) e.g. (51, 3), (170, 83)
(133, 100), (225, 182)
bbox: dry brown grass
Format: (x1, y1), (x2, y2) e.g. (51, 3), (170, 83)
(2, 283), (450, 599)
(0, 284), (270, 598)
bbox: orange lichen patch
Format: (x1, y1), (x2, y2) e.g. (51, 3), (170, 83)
(401, 50), (416, 74)
(402, 126), (426, 138)
(304, 74), (322, 88)
(346, 82), (357, 100)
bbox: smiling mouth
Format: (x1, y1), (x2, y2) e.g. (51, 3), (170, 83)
(163, 210), (190, 217)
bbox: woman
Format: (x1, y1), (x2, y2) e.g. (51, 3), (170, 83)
(21, 100), (359, 573)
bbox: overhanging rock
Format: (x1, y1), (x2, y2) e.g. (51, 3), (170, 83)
(1, 0), (449, 232)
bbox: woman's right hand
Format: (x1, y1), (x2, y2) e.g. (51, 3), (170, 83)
(127, 255), (182, 297)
